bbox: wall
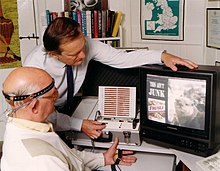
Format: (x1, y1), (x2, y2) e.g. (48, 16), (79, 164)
(205, 1), (220, 64)
(107, 0), (220, 65)
(0, 69), (13, 142)
(19, 0), (220, 65)
(126, 0), (206, 64)
(1, 0), (220, 141)
(17, 0), (39, 63)
(17, 0), (64, 63)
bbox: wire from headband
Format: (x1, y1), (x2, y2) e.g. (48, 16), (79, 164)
(2, 79), (55, 106)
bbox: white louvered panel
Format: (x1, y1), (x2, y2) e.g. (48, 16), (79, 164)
(117, 87), (130, 116)
(98, 86), (136, 118)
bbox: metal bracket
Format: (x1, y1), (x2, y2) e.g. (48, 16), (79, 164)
(19, 33), (39, 40)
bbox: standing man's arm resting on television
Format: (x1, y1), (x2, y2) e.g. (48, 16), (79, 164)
(161, 52), (198, 71)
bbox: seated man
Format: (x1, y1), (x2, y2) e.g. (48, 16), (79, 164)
(0, 67), (136, 171)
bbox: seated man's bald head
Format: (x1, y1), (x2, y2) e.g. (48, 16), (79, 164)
(3, 67), (53, 97)
(2, 67), (57, 122)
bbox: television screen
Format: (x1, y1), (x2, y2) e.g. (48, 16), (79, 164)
(147, 74), (206, 130)
(140, 64), (220, 157)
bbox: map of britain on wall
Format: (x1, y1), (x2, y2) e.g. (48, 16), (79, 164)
(141, 0), (184, 40)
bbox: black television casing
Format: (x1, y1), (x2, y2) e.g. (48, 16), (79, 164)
(140, 64), (220, 157)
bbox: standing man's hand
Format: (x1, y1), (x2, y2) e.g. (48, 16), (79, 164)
(82, 120), (106, 139)
(161, 52), (198, 71)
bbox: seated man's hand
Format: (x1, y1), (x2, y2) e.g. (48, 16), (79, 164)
(103, 137), (137, 166)
(82, 120), (106, 139)
(161, 52), (198, 71)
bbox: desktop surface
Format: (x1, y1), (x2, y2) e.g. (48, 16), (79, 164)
(95, 150), (176, 171)
(68, 97), (205, 171)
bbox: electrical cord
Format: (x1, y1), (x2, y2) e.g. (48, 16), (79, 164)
(111, 164), (122, 171)
(116, 165), (122, 171)
(111, 149), (122, 171)
(91, 139), (95, 152)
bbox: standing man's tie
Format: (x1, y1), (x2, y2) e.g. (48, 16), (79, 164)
(66, 65), (74, 114)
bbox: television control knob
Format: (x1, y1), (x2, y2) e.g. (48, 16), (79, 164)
(123, 131), (131, 144)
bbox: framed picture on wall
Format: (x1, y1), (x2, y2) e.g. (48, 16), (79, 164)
(0, 0), (21, 69)
(140, 0), (185, 41)
(206, 8), (220, 49)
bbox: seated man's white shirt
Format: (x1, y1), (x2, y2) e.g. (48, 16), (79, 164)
(0, 117), (104, 171)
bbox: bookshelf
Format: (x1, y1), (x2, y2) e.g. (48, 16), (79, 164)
(45, 10), (123, 47)
(93, 26), (123, 47)
(46, 1), (123, 48)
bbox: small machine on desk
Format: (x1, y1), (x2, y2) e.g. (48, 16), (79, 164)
(97, 86), (140, 145)
(71, 86), (141, 146)
(65, 59), (142, 146)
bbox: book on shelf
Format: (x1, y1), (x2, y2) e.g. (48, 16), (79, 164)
(46, 10), (51, 25)
(101, 10), (107, 38)
(112, 11), (122, 37)
(98, 10), (102, 38)
(91, 10), (94, 38)
(86, 10), (92, 38)
(106, 40), (120, 47)
(77, 10), (82, 28)
(52, 12), (58, 20)
(106, 10), (115, 37)
(81, 10), (87, 36)
(59, 11), (64, 17)
(93, 10), (98, 38)
(64, 11), (70, 18)
(71, 11), (77, 21)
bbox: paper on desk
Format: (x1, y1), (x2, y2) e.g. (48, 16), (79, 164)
(196, 152), (220, 171)
(171, 149), (203, 171)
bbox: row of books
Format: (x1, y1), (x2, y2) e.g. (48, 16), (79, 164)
(46, 9), (122, 38)
(99, 39), (121, 47)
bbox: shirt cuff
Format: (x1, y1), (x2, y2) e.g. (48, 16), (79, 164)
(70, 117), (83, 131)
(98, 153), (105, 167)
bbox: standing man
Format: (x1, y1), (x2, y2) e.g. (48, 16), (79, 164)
(23, 17), (198, 139)
(1, 67), (136, 171)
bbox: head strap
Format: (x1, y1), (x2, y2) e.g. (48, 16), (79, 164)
(2, 79), (55, 106)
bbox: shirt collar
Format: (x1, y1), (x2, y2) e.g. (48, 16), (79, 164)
(46, 53), (66, 68)
(8, 117), (54, 133)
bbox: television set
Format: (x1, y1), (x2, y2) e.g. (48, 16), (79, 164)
(139, 64), (220, 157)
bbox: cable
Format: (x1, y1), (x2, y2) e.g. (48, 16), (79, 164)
(91, 139), (95, 152)
(111, 164), (122, 171)
(111, 149), (122, 171)
(111, 164), (117, 171)
(116, 165), (122, 171)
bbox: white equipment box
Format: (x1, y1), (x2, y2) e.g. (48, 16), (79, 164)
(70, 86), (141, 146)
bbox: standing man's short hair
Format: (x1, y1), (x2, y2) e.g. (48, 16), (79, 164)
(43, 17), (80, 54)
